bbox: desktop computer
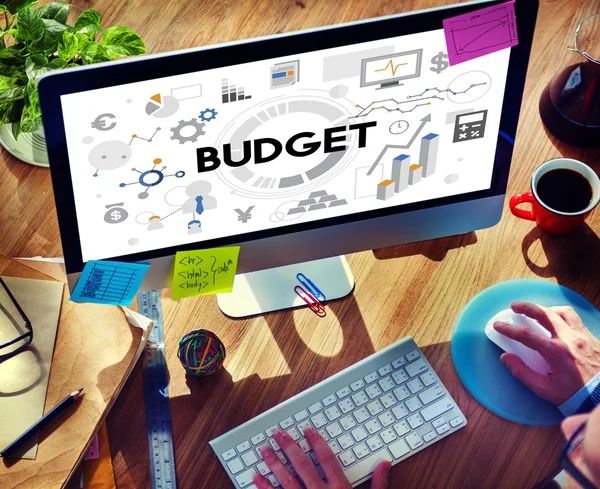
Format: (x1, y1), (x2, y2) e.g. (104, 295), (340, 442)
(38, 0), (538, 485)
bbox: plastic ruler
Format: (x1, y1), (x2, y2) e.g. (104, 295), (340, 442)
(138, 290), (177, 489)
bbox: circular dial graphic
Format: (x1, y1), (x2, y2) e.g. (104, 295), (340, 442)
(389, 120), (409, 135)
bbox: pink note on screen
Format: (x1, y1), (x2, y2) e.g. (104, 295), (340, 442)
(443, 0), (519, 66)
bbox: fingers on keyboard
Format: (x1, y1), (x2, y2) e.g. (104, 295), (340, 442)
(261, 444), (302, 489)
(273, 430), (322, 485)
(304, 427), (349, 487)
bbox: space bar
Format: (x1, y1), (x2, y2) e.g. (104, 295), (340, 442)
(343, 449), (394, 485)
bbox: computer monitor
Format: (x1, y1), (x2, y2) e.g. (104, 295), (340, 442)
(39, 0), (538, 316)
(360, 50), (423, 90)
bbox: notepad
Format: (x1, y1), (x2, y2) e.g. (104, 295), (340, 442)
(70, 261), (150, 306)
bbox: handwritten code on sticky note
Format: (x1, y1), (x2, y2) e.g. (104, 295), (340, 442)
(70, 260), (150, 306)
(172, 247), (240, 300)
(443, 0), (518, 66)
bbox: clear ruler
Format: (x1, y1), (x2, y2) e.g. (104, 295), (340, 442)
(138, 290), (177, 489)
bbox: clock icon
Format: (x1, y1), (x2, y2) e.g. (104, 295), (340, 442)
(389, 120), (410, 135)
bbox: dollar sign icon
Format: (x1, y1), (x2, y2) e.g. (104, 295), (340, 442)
(430, 52), (449, 74)
(111, 210), (122, 221)
(104, 204), (128, 223)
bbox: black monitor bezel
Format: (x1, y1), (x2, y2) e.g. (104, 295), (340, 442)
(39, 0), (539, 274)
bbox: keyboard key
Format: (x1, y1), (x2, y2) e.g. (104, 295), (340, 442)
(388, 439), (411, 459)
(286, 427), (300, 441)
(294, 410), (309, 422)
(268, 474), (280, 487)
(350, 379), (365, 391)
(353, 442), (370, 460)
(339, 450), (357, 467)
(326, 421), (343, 439)
(276, 452), (287, 464)
(256, 443), (269, 460)
(450, 416), (464, 428)
(338, 398), (354, 414)
(380, 393), (397, 409)
(405, 358), (427, 377)
(378, 376), (395, 392)
(353, 407), (370, 424)
(366, 435), (384, 451)
(392, 404), (408, 419)
(393, 420), (410, 437)
(235, 468), (256, 488)
(393, 386), (410, 401)
(340, 415), (357, 431)
(222, 448), (236, 461)
(407, 378), (424, 394)
(420, 371), (436, 386)
(379, 428), (397, 444)
(298, 439), (311, 453)
(405, 397), (422, 412)
(227, 457), (245, 474)
(338, 434), (355, 450)
(297, 420), (312, 435)
(366, 400), (384, 416)
(392, 357), (406, 369)
(265, 425), (279, 438)
(256, 461), (272, 475)
(343, 450), (394, 484)
(378, 364), (393, 376)
(318, 429), (329, 442)
(325, 406), (342, 421)
(336, 386), (352, 399)
(392, 369), (409, 385)
(308, 402), (323, 414)
(269, 438), (281, 451)
(365, 384), (382, 399)
(311, 413), (328, 429)
(436, 423), (451, 435)
(352, 391), (369, 407)
(365, 419), (382, 434)
(236, 441), (251, 453)
(419, 384), (444, 405)
(364, 371), (379, 384)
(378, 411), (395, 427)
(406, 350), (419, 362)
(423, 431), (437, 442)
(322, 394), (337, 407)
(407, 413), (424, 429)
(421, 397), (454, 421)
(432, 417), (446, 429)
(280, 417), (294, 430)
(406, 432), (424, 450)
(242, 450), (258, 466)
(351, 426), (368, 442)
(328, 440), (341, 454)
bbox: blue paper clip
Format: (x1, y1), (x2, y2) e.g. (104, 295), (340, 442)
(296, 273), (326, 301)
(294, 285), (326, 317)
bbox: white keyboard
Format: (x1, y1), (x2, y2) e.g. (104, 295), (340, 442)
(210, 337), (466, 488)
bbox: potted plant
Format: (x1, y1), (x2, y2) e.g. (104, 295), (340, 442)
(0, 1), (145, 166)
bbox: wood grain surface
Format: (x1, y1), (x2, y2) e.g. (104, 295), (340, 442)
(2, 0), (600, 488)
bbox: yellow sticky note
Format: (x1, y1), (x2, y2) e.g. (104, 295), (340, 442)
(172, 247), (240, 300)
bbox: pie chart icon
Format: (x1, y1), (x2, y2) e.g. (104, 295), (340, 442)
(145, 94), (179, 118)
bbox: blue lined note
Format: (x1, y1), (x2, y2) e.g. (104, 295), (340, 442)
(70, 260), (150, 306)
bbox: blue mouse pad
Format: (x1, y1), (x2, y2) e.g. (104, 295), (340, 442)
(451, 279), (600, 426)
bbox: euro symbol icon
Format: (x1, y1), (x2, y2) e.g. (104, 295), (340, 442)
(91, 113), (117, 131)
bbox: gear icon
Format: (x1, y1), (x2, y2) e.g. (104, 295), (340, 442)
(199, 108), (218, 122)
(170, 119), (206, 144)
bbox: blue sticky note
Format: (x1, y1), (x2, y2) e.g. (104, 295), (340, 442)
(70, 260), (150, 306)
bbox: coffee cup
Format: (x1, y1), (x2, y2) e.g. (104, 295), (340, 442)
(509, 157), (600, 234)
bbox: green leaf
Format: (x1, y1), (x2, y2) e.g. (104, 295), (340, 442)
(0, 102), (14, 124)
(0, 46), (26, 65)
(100, 26), (145, 59)
(80, 42), (108, 64)
(33, 18), (69, 53)
(25, 54), (49, 82)
(36, 2), (70, 24)
(15, 7), (45, 43)
(73, 9), (101, 30)
(75, 23), (102, 41)
(58, 30), (77, 62)
(0, 84), (25, 102)
(4, 0), (39, 15)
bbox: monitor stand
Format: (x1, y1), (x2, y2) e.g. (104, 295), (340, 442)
(376, 81), (403, 90)
(217, 256), (355, 318)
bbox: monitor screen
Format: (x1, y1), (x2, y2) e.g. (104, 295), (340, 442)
(58, 26), (511, 264)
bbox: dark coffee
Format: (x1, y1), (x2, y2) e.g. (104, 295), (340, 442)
(536, 169), (593, 213)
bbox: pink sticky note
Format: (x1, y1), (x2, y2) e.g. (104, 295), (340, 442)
(443, 0), (518, 66)
(84, 434), (99, 460)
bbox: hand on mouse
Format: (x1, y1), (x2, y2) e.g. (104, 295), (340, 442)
(253, 427), (391, 489)
(493, 301), (600, 405)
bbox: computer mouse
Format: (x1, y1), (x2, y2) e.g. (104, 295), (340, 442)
(485, 309), (552, 375)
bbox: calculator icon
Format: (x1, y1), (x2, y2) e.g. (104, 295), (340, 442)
(453, 109), (488, 143)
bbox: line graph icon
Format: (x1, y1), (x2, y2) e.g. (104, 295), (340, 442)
(375, 59), (408, 77)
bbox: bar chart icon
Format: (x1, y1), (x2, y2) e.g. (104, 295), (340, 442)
(222, 78), (252, 104)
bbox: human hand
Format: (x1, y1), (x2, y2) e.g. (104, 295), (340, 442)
(253, 427), (391, 489)
(561, 404), (600, 489)
(493, 302), (600, 405)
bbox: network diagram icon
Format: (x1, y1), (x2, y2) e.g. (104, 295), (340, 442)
(119, 158), (186, 199)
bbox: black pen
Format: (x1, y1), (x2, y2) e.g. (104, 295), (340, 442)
(0, 388), (84, 458)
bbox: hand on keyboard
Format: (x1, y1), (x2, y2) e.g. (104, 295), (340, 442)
(253, 427), (391, 489)
(494, 302), (600, 405)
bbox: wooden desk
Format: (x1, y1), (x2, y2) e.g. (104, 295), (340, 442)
(2, 0), (600, 488)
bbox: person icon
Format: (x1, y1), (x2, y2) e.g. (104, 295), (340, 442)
(187, 219), (202, 234)
(147, 216), (164, 231)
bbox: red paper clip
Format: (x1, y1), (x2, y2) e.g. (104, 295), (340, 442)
(294, 285), (326, 317)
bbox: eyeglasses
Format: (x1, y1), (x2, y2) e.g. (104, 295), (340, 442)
(560, 421), (596, 489)
(0, 276), (33, 362)
(567, 13), (600, 65)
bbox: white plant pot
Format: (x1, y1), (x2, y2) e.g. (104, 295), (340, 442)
(0, 124), (49, 167)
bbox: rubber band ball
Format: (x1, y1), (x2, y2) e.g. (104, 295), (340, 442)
(178, 329), (226, 376)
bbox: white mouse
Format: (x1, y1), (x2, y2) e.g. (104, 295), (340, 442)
(485, 309), (552, 375)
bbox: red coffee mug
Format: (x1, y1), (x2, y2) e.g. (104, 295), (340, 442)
(509, 158), (600, 234)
